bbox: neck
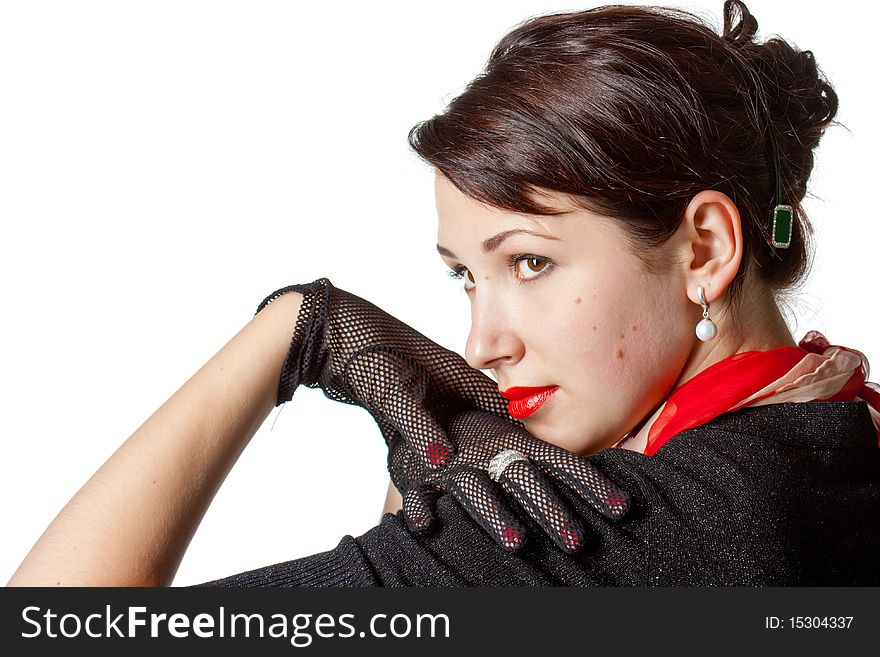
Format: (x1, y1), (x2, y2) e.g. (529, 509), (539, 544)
(616, 284), (800, 452)
(672, 282), (797, 392)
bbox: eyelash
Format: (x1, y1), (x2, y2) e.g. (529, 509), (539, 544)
(446, 254), (553, 289)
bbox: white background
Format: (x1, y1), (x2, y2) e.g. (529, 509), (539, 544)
(1, 0), (875, 586)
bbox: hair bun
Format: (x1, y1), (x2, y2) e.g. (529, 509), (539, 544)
(722, 0), (759, 46)
(722, 0), (838, 192)
(750, 42), (837, 149)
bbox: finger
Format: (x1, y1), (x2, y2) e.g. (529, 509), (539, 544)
(345, 346), (454, 467)
(446, 469), (528, 551)
(445, 371), (514, 420)
(533, 449), (631, 520)
(402, 485), (443, 536)
(423, 357), (513, 421)
(386, 434), (426, 493)
(498, 460), (586, 554)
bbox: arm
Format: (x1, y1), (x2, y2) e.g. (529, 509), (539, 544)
(7, 291), (303, 587)
(381, 480), (403, 517)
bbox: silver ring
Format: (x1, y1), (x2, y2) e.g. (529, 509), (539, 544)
(487, 449), (529, 482)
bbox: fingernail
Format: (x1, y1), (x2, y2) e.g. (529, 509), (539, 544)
(607, 491), (630, 517)
(559, 522), (584, 552)
(500, 524), (523, 550)
(408, 516), (432, 534)
(425, 440), (452, 466)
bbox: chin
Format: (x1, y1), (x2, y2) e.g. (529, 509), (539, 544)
(524, 420), (594, 455)
(524, 418), (616, 456)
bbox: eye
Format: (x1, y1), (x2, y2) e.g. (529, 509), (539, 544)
(446, 255), (552, 292)
(508, 254), (553, 286)
(447, 266), (476, 291)
(511, 255), (550, 283)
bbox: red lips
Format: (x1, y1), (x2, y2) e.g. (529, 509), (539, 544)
(500, 386), (556, 400)
(500, 386), (559, 419)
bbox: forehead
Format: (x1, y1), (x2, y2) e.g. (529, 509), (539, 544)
(434, 172), (612, 245)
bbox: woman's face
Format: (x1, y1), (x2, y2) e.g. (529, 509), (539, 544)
(435, 173), (696, 454)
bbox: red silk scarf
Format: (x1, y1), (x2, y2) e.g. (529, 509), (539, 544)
(613, 330), (880, 456)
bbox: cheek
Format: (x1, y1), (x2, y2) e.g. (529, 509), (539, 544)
(523, 273), (692, 452)
(581, 284), (691, 419)
(524, 269), (681, 385)
(549, 286), (643, 381)
(556, 278), (677, 396)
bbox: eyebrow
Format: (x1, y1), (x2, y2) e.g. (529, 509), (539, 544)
(436, 229), (561, 259)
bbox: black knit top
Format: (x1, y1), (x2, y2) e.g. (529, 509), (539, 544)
(195, 401), (880, 586)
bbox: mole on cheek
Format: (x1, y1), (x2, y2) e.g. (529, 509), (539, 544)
(617, 348), (625, 359)
(632, 324), (639, 332)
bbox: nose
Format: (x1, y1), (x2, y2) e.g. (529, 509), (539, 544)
(464, 289), (525, 372)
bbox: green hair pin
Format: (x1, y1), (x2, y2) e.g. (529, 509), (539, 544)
(769, 146), (793, 249)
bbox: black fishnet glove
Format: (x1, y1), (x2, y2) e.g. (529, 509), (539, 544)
(342, 340), (632, 552)
(255, 277), (513, 470)
(257, 278), (629, 553)
(389, 408), (631, 554)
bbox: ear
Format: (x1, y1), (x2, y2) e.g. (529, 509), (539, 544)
(672, 190), (744, 306)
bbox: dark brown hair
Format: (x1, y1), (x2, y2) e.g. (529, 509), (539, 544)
(408, 0), (838, 312)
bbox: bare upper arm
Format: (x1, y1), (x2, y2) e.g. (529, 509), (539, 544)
(381, 479), (403, 517)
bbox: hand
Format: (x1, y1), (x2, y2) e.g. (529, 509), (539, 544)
(388, 407), (632, 554)
(256, 278), (515, 471)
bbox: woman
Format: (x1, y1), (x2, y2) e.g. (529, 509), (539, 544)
(7, 0), (880, 586)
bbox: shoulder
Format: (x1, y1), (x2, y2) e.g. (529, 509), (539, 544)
(590, 401), (877, 513)
(583, 400), (880, 584)
(593, 401), (876, 471)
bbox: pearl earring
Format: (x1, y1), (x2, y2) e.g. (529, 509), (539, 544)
(695, 285), (718, 342)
